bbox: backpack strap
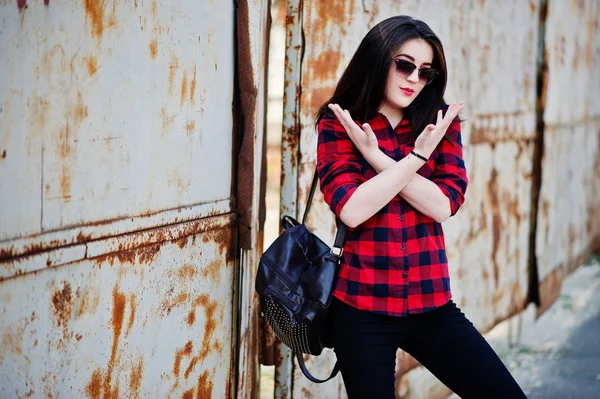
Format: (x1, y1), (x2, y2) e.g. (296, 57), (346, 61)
(301, 171), (320, 225)
(301, 171), (347, 254)
(296, 352), (340, 383)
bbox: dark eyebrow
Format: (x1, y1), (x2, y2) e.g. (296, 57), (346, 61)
(395, 53), (433, 67)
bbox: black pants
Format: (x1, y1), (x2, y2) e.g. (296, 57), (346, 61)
(330, 298), (527, 399)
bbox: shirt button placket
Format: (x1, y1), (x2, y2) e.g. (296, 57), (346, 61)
(400, 244), (407, 278)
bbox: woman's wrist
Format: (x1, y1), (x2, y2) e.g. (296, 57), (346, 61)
(362, 147), (384, 164)
(407, 150), (428, 165)
(410, 149), (429, 162)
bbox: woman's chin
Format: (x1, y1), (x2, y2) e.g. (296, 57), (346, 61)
(392, 98), (414, 109)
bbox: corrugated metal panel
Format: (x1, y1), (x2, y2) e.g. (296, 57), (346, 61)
(283, 0), (541, 397)
(0, 0), (235, 254)
(236, 0), (271, 397)
(275, 0), (304, 397)
(0, 1), (274, 398)
(0, 213), (237, 398)
(535, 0), (600, 314)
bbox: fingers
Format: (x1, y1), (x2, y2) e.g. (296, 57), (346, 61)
(442, 101), (463, 126)
(437, 110), (443, 125)
(362, 123), (376, 139)
(327, 103), (350, 131)
(328, 103), (361, 134)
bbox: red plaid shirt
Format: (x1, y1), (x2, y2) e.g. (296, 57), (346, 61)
(316, 111), (468, 317)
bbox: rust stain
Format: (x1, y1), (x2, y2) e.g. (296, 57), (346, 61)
(186, 310), (196, 326)
(85, 56), (99, 76)
(201, 260), (221, 284)
(74, 92), (89, 125)
(174, 295), (223, 383)
(106, 12), (116, 30)
(151, 0), (157, 17)
(2, 214), (232, 263)
(126, 294), (136, 336)
(193, 295), (219, 361)
(168, 55), (180, 96)
(58, 124), (72, 201)
(173, 341), (193, 377)
(183, 389), (194, 399)
(77, 231), (93, 243)
(201, 228), (235, 259)
(129, 358), (144, 397)
(153, 24), (170, 34)
(139, 244), (160, 264)
(185, 120), (196, 135)
(176, 236), (189, 249)
(312, 0), (352, 37)
(529, 1), (536, 12)
(196, 370), (213, 399)
(181, 70), (188, 106)
(149, 40), (158, 60)
(190, 65), (197, 104)
(161, 108), (175, 134)
(85, 369), (103, 399)
(0, 316), (31, 365)
(162, 292), (190, 315)
(177, 264), (198, 280)
(77, 287), (100, 317)
(52, 281), (73, 328)
(113, 251), (136, 265)
(98, 243), (161, 266)
(184, 355), (199, 379)
(84, 0), (107, 38)
(488, 168), (501, 288)
(308, 50), (342, 82)
(103, 288), (126, 399)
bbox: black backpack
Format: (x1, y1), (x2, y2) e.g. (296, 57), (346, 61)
(255, 171), (346, 383)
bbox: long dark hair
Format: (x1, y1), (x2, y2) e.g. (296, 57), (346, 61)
(315, 15), (448, 139)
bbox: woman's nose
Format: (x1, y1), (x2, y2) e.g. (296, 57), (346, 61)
(406, 68), (420, 83)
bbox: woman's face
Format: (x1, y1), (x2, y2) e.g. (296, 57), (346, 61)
(382, 38), (435, 110)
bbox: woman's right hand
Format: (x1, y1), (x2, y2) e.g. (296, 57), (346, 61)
(414, 101), (463, 159)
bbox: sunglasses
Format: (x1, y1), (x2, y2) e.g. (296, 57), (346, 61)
(394, 59), (439, 85)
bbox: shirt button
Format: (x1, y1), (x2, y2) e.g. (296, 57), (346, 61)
(398, 215), (404, 220)
(400, 245), (406, 250)
(402, 272), (408, 278)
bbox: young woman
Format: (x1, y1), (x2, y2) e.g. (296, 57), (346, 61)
(315, 16), (527, 399)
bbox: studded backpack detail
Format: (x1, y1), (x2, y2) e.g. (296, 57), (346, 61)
(255, 171), (346, 383)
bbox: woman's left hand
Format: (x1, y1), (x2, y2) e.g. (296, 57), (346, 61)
(328, 103), (380, 160)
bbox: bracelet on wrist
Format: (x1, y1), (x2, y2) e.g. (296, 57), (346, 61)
(410, 150), (428, 162)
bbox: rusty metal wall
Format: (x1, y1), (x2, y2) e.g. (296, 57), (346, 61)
(0, 214), (237, 398)
(280, 0), (550, 398)
(274, 0), (303, 397)
(534, 0), (600, 315)
(236, 0), (271, 397)
(1, 0), (270, 398)
(0, 0), (235, 258)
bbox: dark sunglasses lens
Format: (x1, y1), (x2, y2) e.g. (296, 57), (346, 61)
(395, 60), (437, 84)
(395, 60), (415, 76)
(420, 69), (437, 84)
